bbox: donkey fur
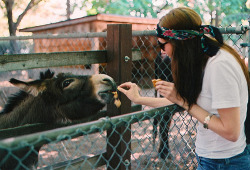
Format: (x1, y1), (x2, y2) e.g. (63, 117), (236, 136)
(0, 69), (118, 169)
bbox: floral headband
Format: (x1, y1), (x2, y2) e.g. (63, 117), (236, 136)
(156, 24), (223, 53)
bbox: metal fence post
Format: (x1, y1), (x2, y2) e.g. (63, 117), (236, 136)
(106, 24), (132, 170)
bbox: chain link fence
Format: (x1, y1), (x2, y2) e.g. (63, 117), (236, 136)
(0, 25), (249, 169)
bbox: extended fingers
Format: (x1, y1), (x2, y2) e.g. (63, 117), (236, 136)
(119, 82), (133, 88)
(117, 86), (126, 94)
(118, 82), (138, 92)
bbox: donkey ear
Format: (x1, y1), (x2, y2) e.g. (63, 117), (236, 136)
(9, 78), (46, 96)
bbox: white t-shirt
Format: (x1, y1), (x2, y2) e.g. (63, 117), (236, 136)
(195, 49), (248, 159)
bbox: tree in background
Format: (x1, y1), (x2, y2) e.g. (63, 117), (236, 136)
(66, 0), (80, 20)
(179, 0), (249, 26)
(80, 0), (249, 27)
(0, 0), (48, 36)
(80, 0), (170, 18)
(67, 0), (70, 20)
(0, 0), (249, 38)
(0, 0), (48, 53)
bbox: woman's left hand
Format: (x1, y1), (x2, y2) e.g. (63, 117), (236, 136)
(155, 81), (184, 106)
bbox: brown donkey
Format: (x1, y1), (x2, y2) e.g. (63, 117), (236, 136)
(0, 69), (119, 169)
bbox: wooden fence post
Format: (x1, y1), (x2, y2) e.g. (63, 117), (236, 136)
(106, 24), (132, 170)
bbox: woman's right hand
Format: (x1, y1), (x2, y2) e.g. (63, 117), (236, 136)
(117, 82), (141, 103)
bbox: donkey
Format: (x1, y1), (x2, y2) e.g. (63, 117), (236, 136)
(0, 69), (118, 169)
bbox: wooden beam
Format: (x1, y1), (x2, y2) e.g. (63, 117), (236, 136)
(0, 51), (107, 72)
(106, 24), (132, 170)
(0, 50), (141, 72)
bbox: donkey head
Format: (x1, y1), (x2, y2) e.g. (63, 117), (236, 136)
(1, 70), (118, 127)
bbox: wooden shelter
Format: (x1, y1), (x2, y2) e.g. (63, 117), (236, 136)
(19, 14), (159, 78)
(19, 13), (158, 53)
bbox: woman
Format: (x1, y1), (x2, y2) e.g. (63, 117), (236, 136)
(118, 7), (250, 169)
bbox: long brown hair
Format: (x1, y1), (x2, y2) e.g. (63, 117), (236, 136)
(159, 7), (250, 108)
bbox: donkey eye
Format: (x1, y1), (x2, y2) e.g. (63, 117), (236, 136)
(62, 79), (74, 88)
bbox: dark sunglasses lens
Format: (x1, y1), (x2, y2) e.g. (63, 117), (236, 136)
(157, 41), (167, 50)
(160, 44), (165, 50)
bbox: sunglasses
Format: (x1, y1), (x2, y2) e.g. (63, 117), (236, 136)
(157, 40), (168, 51)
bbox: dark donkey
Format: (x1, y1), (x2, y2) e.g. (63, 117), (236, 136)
(0, 69), (119, 169)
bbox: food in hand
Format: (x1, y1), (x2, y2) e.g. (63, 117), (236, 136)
(152, 79), (162, 87)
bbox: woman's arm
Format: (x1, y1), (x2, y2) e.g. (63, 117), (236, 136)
(156, 80), (241, 142)
(132, 96), (173, 108)
(183, 103), (240, 142)
(119, 81), (241, 142)
(118, 82), (173, 108)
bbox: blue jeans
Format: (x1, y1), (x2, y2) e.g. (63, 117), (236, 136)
(196, 145), (250, 170)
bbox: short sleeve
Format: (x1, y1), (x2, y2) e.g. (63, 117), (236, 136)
(209, 61), (240, 109)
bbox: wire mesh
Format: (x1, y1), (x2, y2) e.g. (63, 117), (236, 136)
(1, 105), (195, 169)
(0, 25), (249, 169)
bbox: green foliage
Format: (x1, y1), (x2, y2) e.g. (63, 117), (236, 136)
(215, 0), (249, 26)
(1, 0), (47, 36)
(186, 0), (249, 26)
(80, 0), (249, 26)
(82, 0), (164, 18)
(220, 0), (249, 26)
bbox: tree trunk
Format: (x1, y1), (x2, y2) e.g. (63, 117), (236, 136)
(5, 0), (16, 36)
(66, 0), (70, 20)
(215, 9), (219, 27)
(210, 10), (213, 25)
(4, 0), (19, 54)
(3, 0), (43, 54)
